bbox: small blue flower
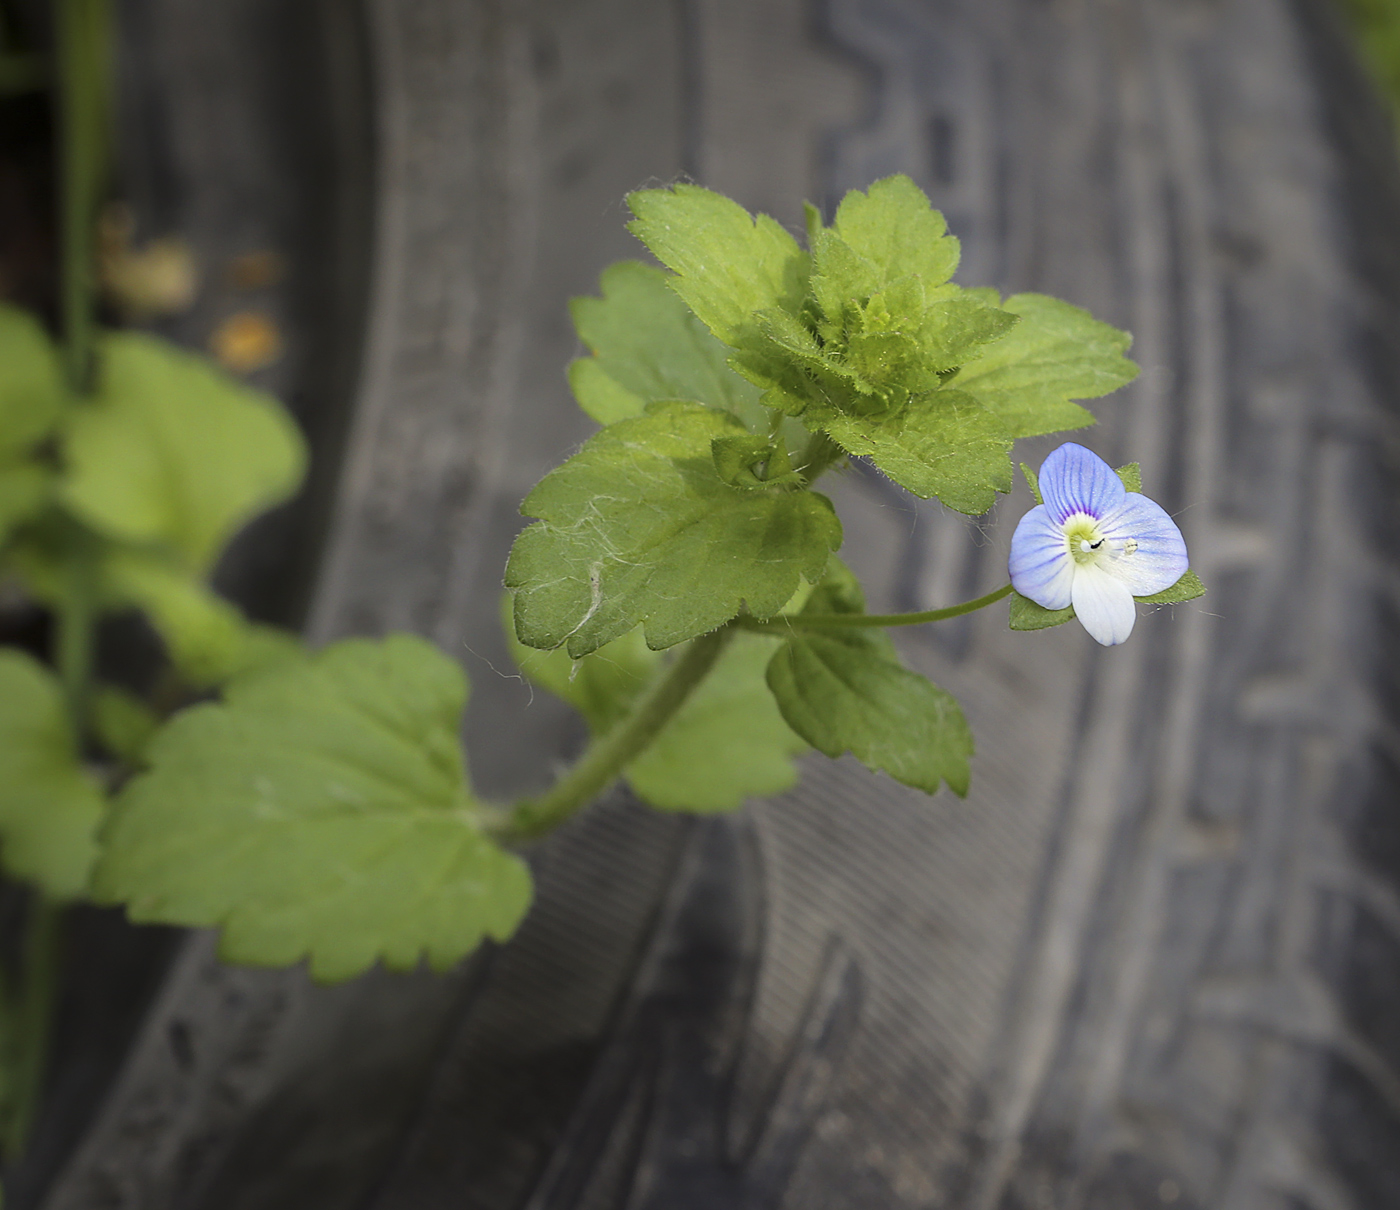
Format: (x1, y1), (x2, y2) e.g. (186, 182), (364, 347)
(1009, 442), (1188, 646)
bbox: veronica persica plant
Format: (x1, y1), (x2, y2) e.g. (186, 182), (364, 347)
(0, 172), (1209, 1037)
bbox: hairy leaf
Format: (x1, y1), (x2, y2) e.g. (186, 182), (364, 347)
(569, 260), (765, 429)
(93, 635), (531, 982)
(60, 332), (306, 570)
(828, 175), (962, 291)
(506, 403), (841, 656)
(953, 293), (1137, 438)
(0, 651), (103, 898)
(626, 184), (808, 347)
(821, 389), (1013, 514)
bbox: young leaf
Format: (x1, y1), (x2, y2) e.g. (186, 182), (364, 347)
(1136, 569), (1205, 605)
(626, 184), (808, 347)
(821, 389), (1014, 514)
(765, 560), (972, 796)
(569, 260), (766, 429)
(828, 175), (961, 290)
(93, 635), (532, 983)
(60, 332), (306, 571)
(952, 293), (1138, 438)
(506, 402), (841, 656)
(1009, 590), (1075, 631)
(0, 651), (104, 898)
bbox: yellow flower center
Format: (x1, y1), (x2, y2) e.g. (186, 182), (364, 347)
(1064, 514), (1106, 566)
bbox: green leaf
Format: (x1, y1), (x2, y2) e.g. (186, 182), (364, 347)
(60, 332), (307, 571)
(953, 293), (1138, 438)
(569, 261), (766, 429)
(626, 184), (808, 347)
(765, 560), (972, 796)
(503, 601), (807, 812)
(0, 304), (64, 462)
(0, 463), (52, 541)
(821, 389), (1013, 514)
(1008, 590), (1075, 631)
(567, 357), (646, 426)
(1114, 462), (1142, 493)
(93, 635), (532, 982)
(0, 651), (103, 898)
(103, 548), (305, 686)
(767, 630), (971, 796)
(506, 402), (841, 656)
(1020, 461), (1042, 504)
(1136, 569), (1205, 605)
(93, 684), (159, 765)
(828, 175), (961, 291)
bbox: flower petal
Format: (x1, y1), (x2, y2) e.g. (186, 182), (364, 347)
(1038, 442), (1125, 525)
(1097, 492), (1189, 596)
(1009, 503), (1074, 609)
(1071, 564), (1137, 646)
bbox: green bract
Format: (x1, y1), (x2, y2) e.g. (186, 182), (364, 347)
(0, 651), (104, 898)
(93, 636), (531, 982)
(506, 402), (841, 656)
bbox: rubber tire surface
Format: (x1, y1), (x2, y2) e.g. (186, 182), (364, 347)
(36, 1), (1400, 1208)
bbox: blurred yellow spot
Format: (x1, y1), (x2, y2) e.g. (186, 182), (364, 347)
(210, 311), (282, 373)
(99, 203), (198, 318)
(226, 250), (285, 290)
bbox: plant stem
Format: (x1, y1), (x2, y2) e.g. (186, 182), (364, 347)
(56, 0), (110, 393)
(739, 582), (1014, 634)
(795, 430), (846, 484)
(497, 626), (735, 844)
(0, 900), (61, 1160)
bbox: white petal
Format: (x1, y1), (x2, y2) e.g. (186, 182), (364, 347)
(1038, 442), (1125, 525)
(1071, 564), (1137, 646)
(1097, 493), (1189, 596)
(1009, 504), (1074, 609)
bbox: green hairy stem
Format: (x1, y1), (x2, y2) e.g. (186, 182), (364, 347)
(498, 626), (737, 843)
(739, 582), (1014, 634)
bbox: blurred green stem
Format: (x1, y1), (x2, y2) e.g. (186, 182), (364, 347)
(56, 0), (109, 393)
(1, 0), (114, 1176)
